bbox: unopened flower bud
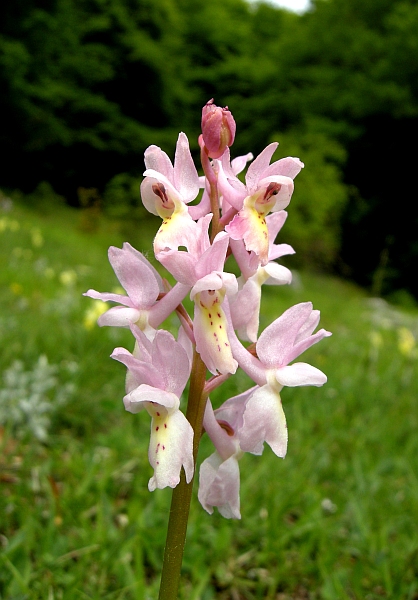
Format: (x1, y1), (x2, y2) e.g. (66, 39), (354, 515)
(201, 99), (236, 159)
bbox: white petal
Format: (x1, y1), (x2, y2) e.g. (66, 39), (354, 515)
(239, 385), (288, 458)
(98, 306), (141, 327)
(148, 409), (194, 491)
(198, 452), (241, 519)
(123, 385), (179, 414)
(275, 363), (327, 387)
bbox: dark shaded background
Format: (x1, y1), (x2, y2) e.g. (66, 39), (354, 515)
(1, 0), (417, 300)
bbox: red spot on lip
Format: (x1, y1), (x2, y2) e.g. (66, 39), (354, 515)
(208, 313), (212, 318)
(156, 426), (159, 431)
(217, 313), (221, 318)
(156, 412), (160, 416)
(164, 423), (167, 428)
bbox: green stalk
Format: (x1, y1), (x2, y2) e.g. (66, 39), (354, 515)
(158, 351), (208, 600)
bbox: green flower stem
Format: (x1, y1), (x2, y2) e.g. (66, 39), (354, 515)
(158, 350), (208, 600)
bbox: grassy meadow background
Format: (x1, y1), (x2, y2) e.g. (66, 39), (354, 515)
(0, 192), (417, 599)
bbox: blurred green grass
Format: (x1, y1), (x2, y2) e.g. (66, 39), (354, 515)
(0, 198), (417, 599)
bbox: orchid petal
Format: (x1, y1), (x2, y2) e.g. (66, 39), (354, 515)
(97, 306), (141, 327)
(257, 175), (295, 212)
(214, 387), (257, 434)
(226, 202), (270, 265)
(123, 384), (180, 413)
(193, 289), (237, 375)
(229, 239), (260, 280)
(268, 243), (295, 261)
(245, 143), (278, 193)
(188, 188), (212, 220)
(157, 249), (197, 286)
(144, 144), (174, 180)
(108, 245), (160, 308)
(190, 271), (237, 299)
(147, 406), (194, 491)
(256, 303), (314, 367)
(275, 363), (328, 387)
(122, 243), (164, 291)
(224, 300), (267, 386)
(111, 349), (164, 389)
(195, 232), (230, 281)
(203, 400), (236, 460)
(263, 262), (292, 285)
(286, 328), (332, 364)
(130, 324), (153, 360)
(153, 200), (200, 255)
(148, 282), (190, 330)
(217, 151), (247, 210)
(140, 177), (162, 216)
(152, 330), (191, 397)
(83, 289), (133, 307)
(231, 152), (253, 176)
(173, 132), (200, 203)
(294, 310), (321, 342)
(261, 156), (304, 180)
(239, 384), (288, 458)
(267, 210), (288, 239)
(230, 278), (261, 342)
(198, 452), (241, 519)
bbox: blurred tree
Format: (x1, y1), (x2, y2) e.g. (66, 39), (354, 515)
(1, 0), (417, 298)
(303, 0), (418, 297)
(0, 0), (190, 198)
(243, 0), (418, 297)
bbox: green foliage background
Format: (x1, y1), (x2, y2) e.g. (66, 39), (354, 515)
(1, 0), (417, 296)
(0, 198), (417, 599)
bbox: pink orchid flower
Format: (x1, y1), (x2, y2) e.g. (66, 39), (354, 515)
(84, 243), (189, 335)
(140, 132), (201, 254)
(198, 399), (244, 519)
(227, 301), (331, 456)
(199, 382), (281, 519)
(217, 144), (303, 264)
(111, 327), (194, 491)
